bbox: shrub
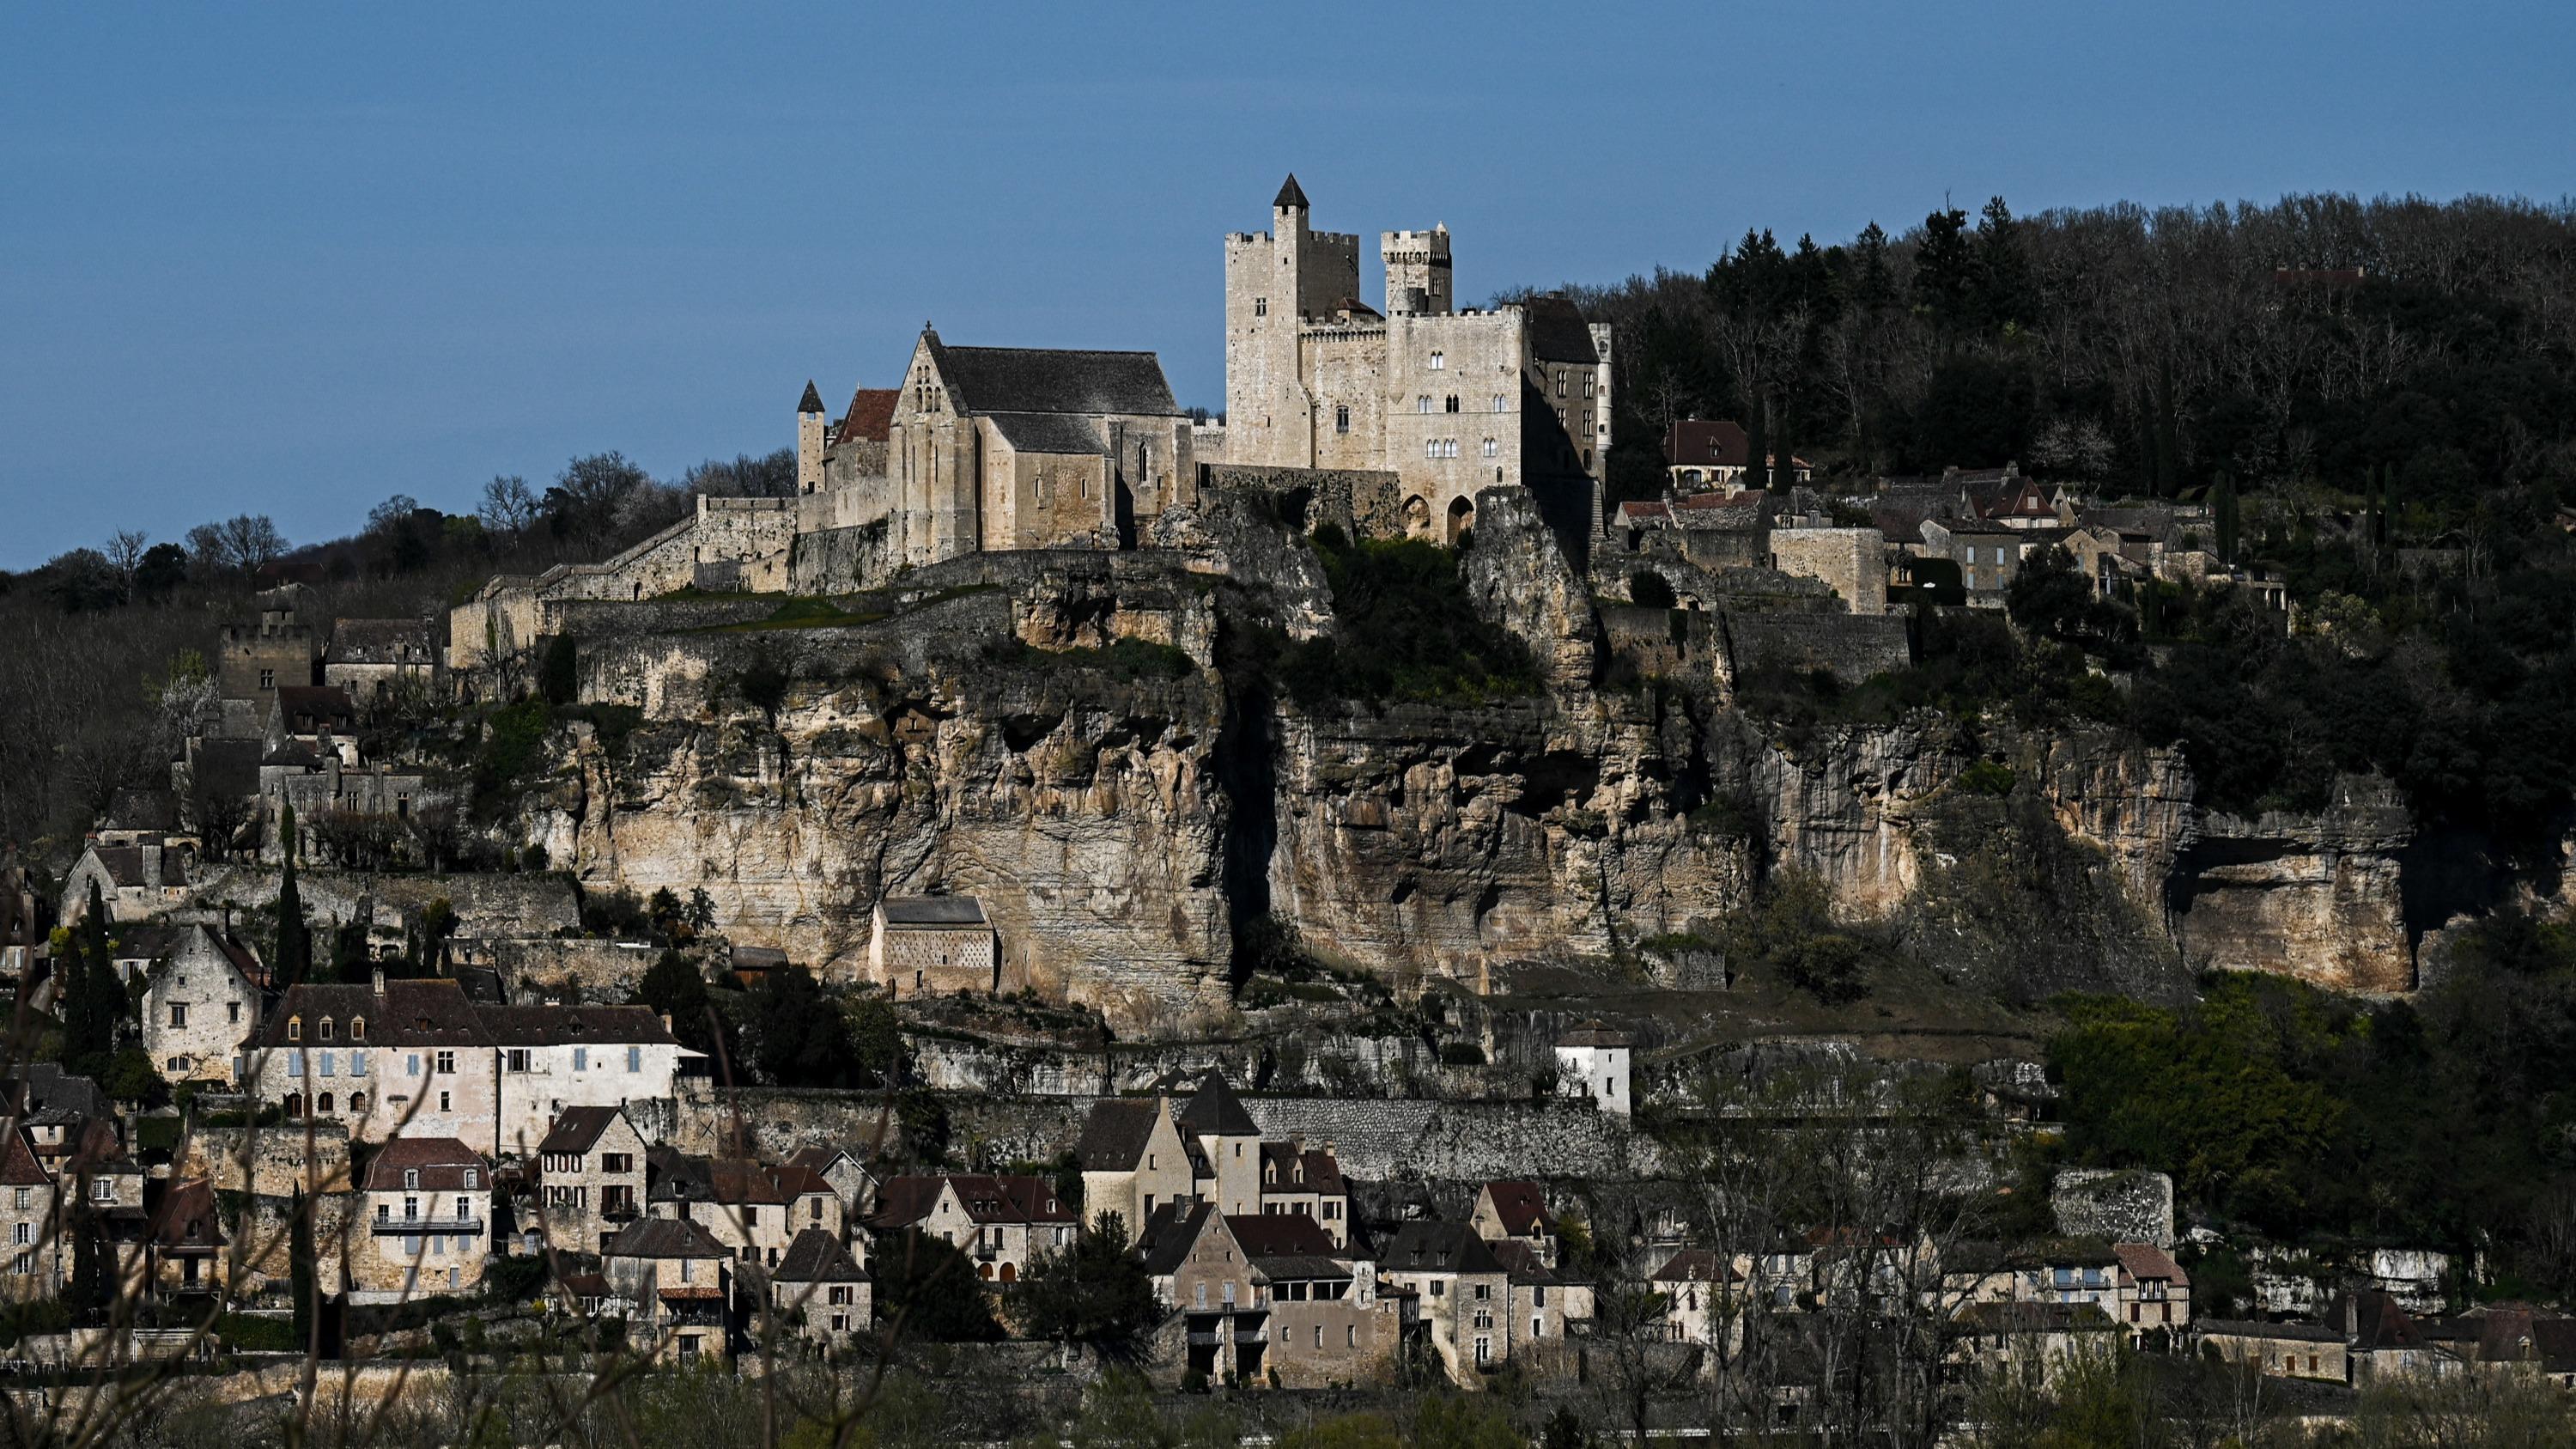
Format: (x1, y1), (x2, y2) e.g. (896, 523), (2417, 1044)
(215, 1312), (300, 1353)
(1273, 533), (1538, 704)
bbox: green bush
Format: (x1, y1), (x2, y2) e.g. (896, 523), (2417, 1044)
(1273, 534), (1538, 704)
(215, 1312), (300, 1353)
(1955, 759), (2018, 796)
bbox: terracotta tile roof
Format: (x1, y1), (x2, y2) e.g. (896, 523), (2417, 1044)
(1479, 1181), (1552, 1237)
(832, 387), (899, 447)
(1654, 1247), (1742, 1285)
(767, 1163), (832, 1201)
(1226, 1213), (1338, 1259)
(0, 1130), (48, 1187)
(363, 1135), (489, 1192)
(150, 1178), (224, 1251)
(1614, 501), (1673, 526)
(1667, 419), (1752, 470)
(2113, 1242), (2187, 1286)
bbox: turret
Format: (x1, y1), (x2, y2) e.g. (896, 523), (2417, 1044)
(796, 380), (827, 495)
(1382, 222), (1453, 316)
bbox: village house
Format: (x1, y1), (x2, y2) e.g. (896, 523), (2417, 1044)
(2197, 1318), (2349, 1382)
(784, 1145), (878, 1226)
(532, 1105), (649, 1254)
(1077, 1094), (1200, 1240)
(1468, 1181), (1558, 1269)
(137, 922), (267, 1084)
(647, 1150), (793, 1266)
(1662, 418), (1810, 492)
(56, 842), (191, 926)
(766, 1227), (872, 1351)
(478, 1002), (696, 1154)
(0, 1131), (64, 1300)
(1178, 1072), (1266, 1218)
(2112, 1241), (2191, 1334)
(870, 897), (999, 998)
(866, 1173), (1074, 1285)
(322, 619), (437, 712)
(1553, 1024), (1632, 1116)
(1950, 1301), (2125, 1387)
(1257, 1138), (1350, 1247)
(1138, 1204), (1398, 1389)
(1380, 1221), (1516, 1382)
(146, 1178), (227, 1298)
(602, 1216), (734, 1364)
(1653, 1247), (1744, 1351)
(354, 1136), (493, 1303)
(217, 586), (320, 735)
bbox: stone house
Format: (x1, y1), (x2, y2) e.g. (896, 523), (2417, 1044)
(2111, 1241), (2191, 1335)
(139, 923), (267, 1084)
(1770, 525), (1891, 615)
(1662, 419), (1809, 492)
(866, 1173), (1074, 1285)
(1950, 1301), (2124, 1386)
(1916, 517), (2038, 607)
(1653, 1247), (1743, 1351)
(1177, 1072), (1265, 1219)
(811, 385), (898, 494)
(766, 1227), (871, 1350)
(869, 897), (999, 998)
(243, 977), (697, 1156)
(785, 1145), (877, 1226)
(218, 587), (319, 728)
(57, 842), (191, 926)
(1256, 1139), (1350, 1248)
(354, 1136), (492, 1303)
(1138, 1205), (1397, 1389)
(1077, 1094), (1198, 1240)
(1468, 1181), (1558, 1269)
(1218, 177), (1609, 541)
(2196, 1318), (2348, 1382)
(0, 1130), (64, 1300)
(146, 1178), (227, 1297)
(532, 1105), (648, 1254)
(322, 619), (437, 712)
(1381, 1222), (1516, 1383)
(1487, 1239), (1589, 1350)
(770, 1160), (842, 1244)
(1553, 1024), (1632, 1117)
(602, 1216), (733, 1365)
(647, 1150), (794, 1266)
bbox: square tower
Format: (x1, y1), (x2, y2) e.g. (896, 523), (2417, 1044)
(1382, 225), (1453, 317)
(1222, 174), (1359, 467)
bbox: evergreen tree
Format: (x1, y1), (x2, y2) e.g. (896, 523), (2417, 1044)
(1013, 1213), (1159, 1349)
(1911, 205), (1976, 335)
(2214, 472), (2242, 564)
(635, 949), (734, 1066)
(1850, 221), (1895, 312)
(1973, 195), (2036, 329)
(752, 965), (858, 1088)
(275, 804), (310, 985)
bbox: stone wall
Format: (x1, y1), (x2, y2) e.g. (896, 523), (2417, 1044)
(1201, 464), (1406, 542)
(2050, 1167), (2175, 1249)
(1768, 527), (1888, 615)
(1721, 612), (1911, 688)
(546, 596), (781, 640)
(483, 938), (663, 1004)
(178, 1122), (354, 1197)
(787, 519), (897, 594)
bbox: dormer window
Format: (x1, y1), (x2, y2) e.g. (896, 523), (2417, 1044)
(350, 1018), (365, 1041)
(464, 1169), (479, 1190)
(286, 1017), (301, 1042)
(319, 1019), (334, 1042)
(403, 1169), (419, 1190)
(1266, 1164), (1276, 1184)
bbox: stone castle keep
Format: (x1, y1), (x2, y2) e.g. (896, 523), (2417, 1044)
(449, 175), (1612, 667)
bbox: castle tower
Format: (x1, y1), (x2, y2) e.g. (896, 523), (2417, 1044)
(796, 380), (827, 495)
(1223, 174), (1358, 467)
(1382, 223), (1452, 317)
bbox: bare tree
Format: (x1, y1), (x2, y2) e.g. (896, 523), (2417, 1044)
(105, 529), (149, 589)
(477, 474), (538, 534)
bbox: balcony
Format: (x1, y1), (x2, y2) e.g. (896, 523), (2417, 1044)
(371, 1217), (485, 1236)
(602, 1205), (641, 1223)
(1186, 1330), (1223, 1347)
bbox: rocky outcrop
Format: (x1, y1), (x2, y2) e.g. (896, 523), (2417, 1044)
(2167, 776), (2416, 992)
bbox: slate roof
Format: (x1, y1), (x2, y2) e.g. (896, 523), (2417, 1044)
(927, 335), (1181, 418)
(1488, 1239), (1564, 1285)
(775, 1226), (868, 1284)
(833, 387), (900, 447)
(869, 1173), (1072, 1228)
(104, 788), (181, 834)
(85, 845), (185, 891)
(253, 979), (489, 1050)
(1958, 1301), (2121, 1334)
(1260, 1142), (1344, 1196)
(187, 740), (263, 800)
(1479, 1181), (1552, 1237)
(111, 926), (183, 963)
(1228, 1213), (1339, 1259)
(1136, 1201), (1215, 1277)
(1177, 1071), (1260, 1138)
(878, 896), (988, 928)
(1558, 1023), (1633, 1048)
(1666, 420), (1751, 469)
(1384, 1222), (1508, 1276)
(786, 1144), (870, 1183)
(479, 1004), (679, 1048)
(985, 411), (1109, 457)
(2196, 1318), (2342, 1342)
(536, 1105), (627, 1157)
(1076, 1098), (1166, 1172)
(798, 381), (826, 414)
(1523, 295), (1599, 364)
(274, 685), (355, 725)
(605, 1216), (730, 1261)
(21, 1064), (110, 1120)
(325, 619), (433, 665)
(1273, 174), (1309, 210)
(364, 1136), (489, 1192)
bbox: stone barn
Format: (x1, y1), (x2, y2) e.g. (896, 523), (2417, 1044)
(869, 897), (999, 998)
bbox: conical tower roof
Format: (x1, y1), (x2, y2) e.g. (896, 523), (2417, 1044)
(1178, 1069), (1261, 1137)
(1273, 173), (1309, 211)
(798, 380), (826, 414)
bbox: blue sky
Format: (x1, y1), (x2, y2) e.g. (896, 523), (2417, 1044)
(5, 1), (2572, 568)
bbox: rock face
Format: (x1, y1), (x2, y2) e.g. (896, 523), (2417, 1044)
(495, 491), (2431, 1032)
(2166, 776), (2416, 992)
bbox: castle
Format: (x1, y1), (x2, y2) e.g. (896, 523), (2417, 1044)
(1212, 174), (1613, 541)
(452, 174), (1612, 671)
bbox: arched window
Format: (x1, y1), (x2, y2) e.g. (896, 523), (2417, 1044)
(349, 1093), (367, 1115)
(284, 1093), (305, 1118)
(317, 1093), (333, 1114)
(286, 1017), (301, 1043)
(1429, 350), (1445, 370)
(1417, 396), (1433, 414)
(1444, 395), (1460, 413)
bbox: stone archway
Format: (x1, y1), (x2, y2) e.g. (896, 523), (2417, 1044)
(284, 1093), (305, 1119)
(1400, 494), (1431, 539)
(1445, 495), (1476, 545)
(978, 1263), (993, 1281)
(999, 1262), (1018, 1284)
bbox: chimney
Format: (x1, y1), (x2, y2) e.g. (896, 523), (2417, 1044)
(1321, 1138), (1336, 1160)
(660, 1014), (673, 1033)
(142, 842), (163, 890)
(372, 966), (386, 996)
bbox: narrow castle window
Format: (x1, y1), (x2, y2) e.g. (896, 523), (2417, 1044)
(1430, 350), (1445, 370)
(1445, 396), (1460, 413)
(1482, 438), (1498, 458)
(1255, 297), (1267, 318)
(1417, 396), (1432, 414)
(1493, 393), (1508, 412)
(1334, 405), (1350, 434)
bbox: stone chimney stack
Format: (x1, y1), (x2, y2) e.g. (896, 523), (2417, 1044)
(372, 965), (386, 996)
(141, 841), (163, 891)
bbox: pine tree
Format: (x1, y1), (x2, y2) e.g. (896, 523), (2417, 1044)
(2214, 472), (2242, 564)
(275, 804), (310, 986)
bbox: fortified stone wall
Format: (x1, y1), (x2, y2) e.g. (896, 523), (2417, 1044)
(545, 596), (781, 639)
(178, 1123), (354, 1197)
(1769, 527), (1889, 615)
(788, 519), (897, 594)
(1200, 465), (1407, 541)
(2051, 1167), (2176, 1250)
(1721, 612), (1911, 688)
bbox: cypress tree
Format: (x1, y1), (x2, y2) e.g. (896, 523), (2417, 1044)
(289, 1186), (315, 1344)
(2214, 472), (2241, 565)
(276, 804), (310, 986)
